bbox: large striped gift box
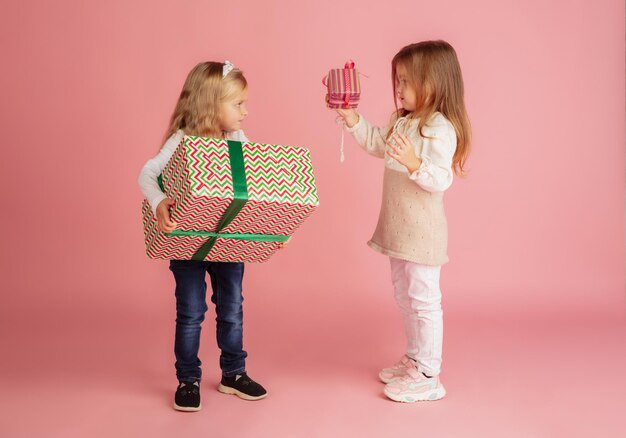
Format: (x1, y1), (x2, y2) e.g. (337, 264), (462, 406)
(324, 60), (361, 109)
(142, 136), (319, 263)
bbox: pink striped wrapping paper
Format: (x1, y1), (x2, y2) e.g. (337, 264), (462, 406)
(324, 61), (361, 109)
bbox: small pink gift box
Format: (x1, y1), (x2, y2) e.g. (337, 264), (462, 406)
(324, 60), (361, 109)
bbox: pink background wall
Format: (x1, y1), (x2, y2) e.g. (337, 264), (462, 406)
(1, 0), (622, 320)
(0, 0), (623, 436)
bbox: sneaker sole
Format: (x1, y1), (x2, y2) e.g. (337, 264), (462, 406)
(383, 386), (446, 403)
(217, 384), (268, 401)
(173, 402), (201, 412)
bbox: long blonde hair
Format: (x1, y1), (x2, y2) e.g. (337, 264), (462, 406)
(164, 61), (247, 141)
(391, 41), (471, 176)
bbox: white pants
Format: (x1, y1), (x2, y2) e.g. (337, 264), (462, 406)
(389, 257), (443, 377)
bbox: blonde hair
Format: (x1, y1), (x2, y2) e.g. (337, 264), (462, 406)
(164, 61), (247, 141)
(391, 41), (471, 176)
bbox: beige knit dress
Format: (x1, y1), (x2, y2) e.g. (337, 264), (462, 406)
(345, 112), (457, 266)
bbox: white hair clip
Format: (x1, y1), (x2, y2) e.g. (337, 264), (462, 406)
(223, 60), (235, 78)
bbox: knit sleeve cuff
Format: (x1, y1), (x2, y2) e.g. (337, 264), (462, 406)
(344, 113), (363, 133)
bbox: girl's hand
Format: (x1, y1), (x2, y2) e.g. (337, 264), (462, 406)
(156, 198), (177, 233)
(386, 132), (422, 174)
(278, 236), (292, 250)
(334, 108), (359, 128)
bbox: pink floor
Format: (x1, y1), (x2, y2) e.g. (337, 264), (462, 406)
(1, 307), (624, 438)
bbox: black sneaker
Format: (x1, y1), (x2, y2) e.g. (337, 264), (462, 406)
(174, 381), (201, 412)
(218, 372), (268, 400)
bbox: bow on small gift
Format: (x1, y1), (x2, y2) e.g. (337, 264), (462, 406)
(341, 60), (355, 108)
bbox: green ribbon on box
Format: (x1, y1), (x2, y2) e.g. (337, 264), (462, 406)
(165, 230), (289, 243)
(158, 139), (289, 260)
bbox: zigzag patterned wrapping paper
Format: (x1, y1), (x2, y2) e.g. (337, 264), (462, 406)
(142, 136), (319, 263)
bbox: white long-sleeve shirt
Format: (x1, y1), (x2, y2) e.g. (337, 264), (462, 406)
(138, 129), (249, 215)
(345, 112), (456, 192)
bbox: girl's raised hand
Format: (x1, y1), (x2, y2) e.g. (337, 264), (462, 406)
(386, 132), (422, 174)
(156, 198), (177, 233)
(334, 108), (359, 128)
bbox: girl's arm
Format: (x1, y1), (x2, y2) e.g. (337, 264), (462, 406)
(410, 120), (456, 192)
(137, 131), (184, 215)
(386, 116), (456, 192)
(336, 109), (388, 158)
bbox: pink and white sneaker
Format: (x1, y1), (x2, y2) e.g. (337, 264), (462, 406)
(383, 367), (446, 402)
(378, 355), (417, 384)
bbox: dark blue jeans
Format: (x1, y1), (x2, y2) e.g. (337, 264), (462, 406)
(169, 260), (247, 383)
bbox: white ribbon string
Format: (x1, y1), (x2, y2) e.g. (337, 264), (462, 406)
(340, 126), (345, 162)
(336, 116), (346, 163)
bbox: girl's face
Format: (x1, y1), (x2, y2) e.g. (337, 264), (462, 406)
(219, 87), (248, 132)
(395, 63), (418, 112)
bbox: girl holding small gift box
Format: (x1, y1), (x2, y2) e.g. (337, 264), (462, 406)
(138, 61), (272, 411)
(332, 41), (471, 402)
